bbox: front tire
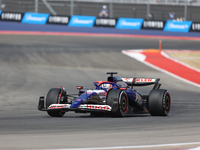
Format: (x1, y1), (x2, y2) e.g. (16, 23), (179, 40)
(46, 88), (65, 117)
(148, 89), (171, 116)
(106, 89), (128, 117)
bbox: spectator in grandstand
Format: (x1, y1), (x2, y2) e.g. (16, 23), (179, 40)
(99, 5), (109, 18)
(168, 11), (176, 20)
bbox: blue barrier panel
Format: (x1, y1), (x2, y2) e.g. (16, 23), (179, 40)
(22, 12), (49, 24)
(116, 18), (144, 30)
(0, 11), (2, 15)
(164, 20), (192, 32)
(68, 15), (96, 27)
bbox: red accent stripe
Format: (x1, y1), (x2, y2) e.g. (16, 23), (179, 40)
(1, 30), (200, 41)
(142, 51), (200, 85)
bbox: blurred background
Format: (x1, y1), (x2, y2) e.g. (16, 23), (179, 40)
(1, 0), (200, 21)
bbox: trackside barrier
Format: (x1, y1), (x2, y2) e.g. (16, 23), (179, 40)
(0, 11), (24, 22)
(142, 20), (166, 30)
(164, 20), (192, 32)
(190, 22), (200, 32)
(94, 18), (117, 27)
(0, 11), (198, 33)
(115, 18), (143, 30)
(68, 15), (96, 27)
(21, 12), (49, 24)
(47, 15), (70, 25)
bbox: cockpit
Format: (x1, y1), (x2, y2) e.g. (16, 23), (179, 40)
(107, 76), (128, 88)
(94, 81), (118, 92)
(93, 72), (129, 92)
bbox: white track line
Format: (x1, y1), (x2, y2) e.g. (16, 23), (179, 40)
(34, 142), (200, 150)
(189, 146), (200, 150)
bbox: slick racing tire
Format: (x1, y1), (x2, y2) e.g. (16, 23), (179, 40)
(148, 89), (171, 116)
(106, 89), (128, 117)
(46, 88), (65, 117)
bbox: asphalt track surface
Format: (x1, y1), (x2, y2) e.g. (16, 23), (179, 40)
(0, 34), (200, 150)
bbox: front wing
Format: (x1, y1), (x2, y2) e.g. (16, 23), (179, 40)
(48, 104), (112, 112)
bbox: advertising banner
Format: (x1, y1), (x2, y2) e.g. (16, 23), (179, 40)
(115, 18), (143, 30)
(68, 15), (96, 27)
(190, 22), (200, 32)
(142, 20), (166, 30)
(164, 20), (192, 32)
(0, 12), (23, 22)
(22, 12), (49, 24)
(47, 15), (70, 25)
(94, 18), (117, 27)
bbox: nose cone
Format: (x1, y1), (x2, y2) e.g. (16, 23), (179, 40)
(70, 91), (97, 108)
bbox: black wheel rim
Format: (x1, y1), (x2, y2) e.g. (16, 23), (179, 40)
(120, 95), (128, 113)
(165, 93), (171, 113)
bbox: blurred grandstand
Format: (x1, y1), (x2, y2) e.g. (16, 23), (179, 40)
(0, 0), (200, 21)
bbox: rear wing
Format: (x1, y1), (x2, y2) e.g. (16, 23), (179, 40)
(121, 78), (161, 89)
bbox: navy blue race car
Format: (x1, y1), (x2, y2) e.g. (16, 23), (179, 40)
(38, 72), (171, 117)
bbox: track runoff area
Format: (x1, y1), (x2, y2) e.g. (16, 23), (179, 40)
(122, 48), (200, 88)
(1, 30), (200, 150)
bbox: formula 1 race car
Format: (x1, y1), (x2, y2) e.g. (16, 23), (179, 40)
(38, 72), (171, 117)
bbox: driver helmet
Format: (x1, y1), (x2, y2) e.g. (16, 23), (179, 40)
(101, 83), (112, 89)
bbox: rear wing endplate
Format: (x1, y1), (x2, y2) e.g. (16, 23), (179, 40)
(121, 78), (161, 89)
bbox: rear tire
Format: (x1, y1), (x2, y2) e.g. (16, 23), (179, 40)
(46, 88), (65, 117)
(148, 89), (171, 116)
(106, 89), (128, 117)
